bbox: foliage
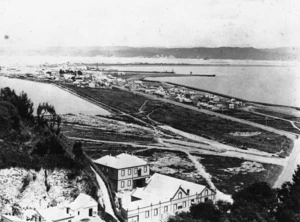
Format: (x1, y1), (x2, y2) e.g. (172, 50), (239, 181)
(190, 201), (222, 222)
(275, 165), (300, 222)
(0, 101), (20, 137)
(227, 182), (277, 222)
(73, 141), (84, 160)
(167, 166), (300, 222)
(37, 102), (61, 134)
(0, 87), (34, 121)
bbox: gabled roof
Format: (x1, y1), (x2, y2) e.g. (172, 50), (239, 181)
(125, 173), (208, 210)
(2, 215), (25, 222)
(93, 153), (147, 169)
(66, 193), (98, 211)
(36, 206), (74, 222)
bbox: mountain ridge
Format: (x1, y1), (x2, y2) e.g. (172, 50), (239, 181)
(1, 46), (299, 60)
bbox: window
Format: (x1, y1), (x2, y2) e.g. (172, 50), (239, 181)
(154, 208), (158, 216)
(66, 208), (69, 214)
(178, 192), (182, 199)
(128, 180), (131, 186)
(173, 204), (177, 211)
(128, 169), (131, 175)
(205, 189), (208, 195)
(183, 201), (186, 208)
(145, 211), (149, 218)
(164, 206), (168, 212)
(191, 199), (195, 204)
(134, 168), (137, 174)
(68, 220), (71, 222)
(121, 170), (125, 176)
(144, 166), (147, 173)
(178, 205), (182, 209)
(78, 211), (80, 215)
(121, 181), (125, 188)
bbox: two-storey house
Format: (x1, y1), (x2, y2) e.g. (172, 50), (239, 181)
(93, 153), (150, 192)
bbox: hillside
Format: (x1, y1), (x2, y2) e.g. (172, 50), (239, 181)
(1, 46), (299, 60)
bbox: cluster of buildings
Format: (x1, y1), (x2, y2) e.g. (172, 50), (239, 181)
(1, 194), (99, 222)
(94, 153), (216, 222)
(127, 81), (244, 111)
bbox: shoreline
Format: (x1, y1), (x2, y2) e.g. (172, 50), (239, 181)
(142, 78), (300, 110)
(81, 62), (298, 68)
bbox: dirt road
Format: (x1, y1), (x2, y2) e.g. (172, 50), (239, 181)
(115, 87), (298, 139)
(274, 138), (300, 188)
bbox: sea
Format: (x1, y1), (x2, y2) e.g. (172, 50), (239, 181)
(1, 56), (300, 108)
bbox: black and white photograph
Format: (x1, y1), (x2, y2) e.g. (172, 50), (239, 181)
(0, 0), (300, 221)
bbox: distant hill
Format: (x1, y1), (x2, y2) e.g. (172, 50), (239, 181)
(1, 46), (299, 60)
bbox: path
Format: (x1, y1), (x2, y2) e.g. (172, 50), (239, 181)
(115, 86), (297, 139)
(91, 168), (119, 222)
(274, 138), (300, 188)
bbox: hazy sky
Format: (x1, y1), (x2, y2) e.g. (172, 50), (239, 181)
(1, 0), (300, 48)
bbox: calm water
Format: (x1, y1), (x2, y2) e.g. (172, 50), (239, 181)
(0, 77), (111, 115)
(140, 65), (300, 107)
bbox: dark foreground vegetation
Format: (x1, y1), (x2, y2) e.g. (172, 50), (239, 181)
(168, 166), (300, 222)
(61, 85), (294, 156)
(0, 87), (98, 200)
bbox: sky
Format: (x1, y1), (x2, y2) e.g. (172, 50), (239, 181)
(0, 0), (300, 49)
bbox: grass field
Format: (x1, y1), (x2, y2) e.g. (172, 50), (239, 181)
(62, 85), (294, 156)
(224, 110), (300, 134)
(83, 143), (145, 159)
(61, 124), (156, 144)
(254, 108), (300, 122)
(145, 102), (294, 156)
(192, 153), (283, 194)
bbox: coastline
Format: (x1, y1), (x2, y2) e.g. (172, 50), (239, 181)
(142, 78), (300, 110)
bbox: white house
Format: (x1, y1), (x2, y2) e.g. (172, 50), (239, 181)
(94, 154), (150, 192)
(65, 193), (98, 219)
(35, 206), (74, 222)
(1, 215), (26, 222)
(35, 193), (98, 222)
(121, 173), (216, 222)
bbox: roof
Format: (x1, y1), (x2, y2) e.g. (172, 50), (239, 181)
(93, 153), (148, 169)
(36, 206), (74, 222)
(66, 193), (98, 211)
(2, 215), (25, 222)
(124, 173), (208, 210)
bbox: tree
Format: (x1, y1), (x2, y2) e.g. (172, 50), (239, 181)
(190, 201), (222, 222)
(0, 87), (33, 121)
(276, 165), (300, 222)
(73, 141), (83, 159)
(229, 182), (277, 222)
(36, 102), (61, 134)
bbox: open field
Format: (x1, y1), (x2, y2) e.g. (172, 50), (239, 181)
(61, 85), (294, 156)
(192, 153), (283, 194)
(254, 108), (300, 122)
(63, 84), (149, 114)
(145, 101), (294, 156)
(136, 149), (207, 185)
(83, 143), (145, 159)
(61, 124), (156, 144)
(223, 110), (300, 134)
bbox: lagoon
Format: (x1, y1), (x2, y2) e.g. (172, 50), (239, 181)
(0, 77), (111, 116)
